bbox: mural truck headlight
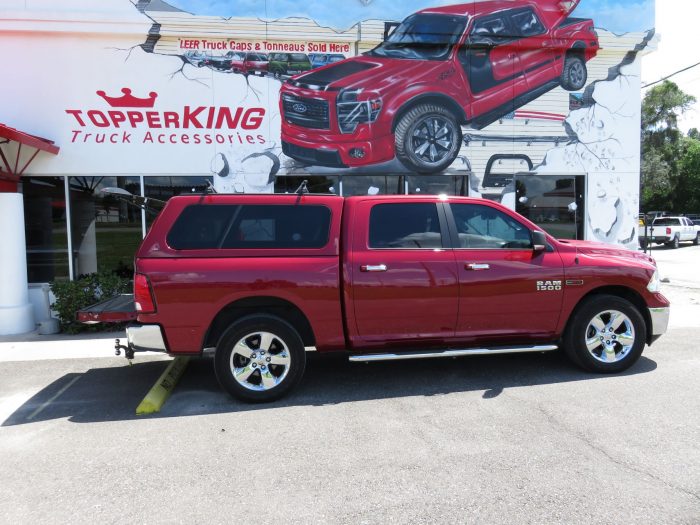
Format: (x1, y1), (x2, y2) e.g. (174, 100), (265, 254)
(337, 89), (383, 134)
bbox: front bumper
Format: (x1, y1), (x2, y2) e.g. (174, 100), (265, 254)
(281, 133), (394, 167)
(126, 324), (168, 353)
(648, 307), (670, 343)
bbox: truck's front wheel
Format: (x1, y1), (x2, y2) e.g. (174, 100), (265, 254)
(214, 315), (306, 403)
(395, 103), (462, 174)
(563, 295), (646, 373)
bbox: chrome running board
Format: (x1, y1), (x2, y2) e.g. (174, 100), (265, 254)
(348, 345), (558, 363)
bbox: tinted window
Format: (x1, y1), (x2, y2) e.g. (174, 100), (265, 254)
(167, 204), (331, 250)
(290, 53), (308, 62)
(653, 218), (681, 226)
(167, 205), (233, 250)
(369, 203), (443, 249)
(370, 13), (467, 60)
(511, 9), (545, 37)
(451, 204), (531, 249)
(471, 15), (512, 43)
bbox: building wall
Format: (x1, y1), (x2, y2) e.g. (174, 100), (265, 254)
(1, 0), (655, 252)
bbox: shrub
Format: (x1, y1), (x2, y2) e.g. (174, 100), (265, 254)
(50, 272), (131, 334)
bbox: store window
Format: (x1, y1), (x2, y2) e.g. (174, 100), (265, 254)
(69, 176), (142, 277)
(406, 175), (469, 196)
(22, 177), (69, 283)
(274, 175), (339, 194)
(515, 175), (585, 240)
(340, 175), (405, 197)
(144, 176), (213, 229)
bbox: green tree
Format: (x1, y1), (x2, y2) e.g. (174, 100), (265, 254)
(641, 81), (696, 211)
(675, 137), (700, 213)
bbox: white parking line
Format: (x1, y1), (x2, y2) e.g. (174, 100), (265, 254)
(26, 375), (81, 421)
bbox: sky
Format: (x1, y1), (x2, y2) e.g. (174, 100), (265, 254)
(167, 0), (655, 33)
(642, 0), (700, 133)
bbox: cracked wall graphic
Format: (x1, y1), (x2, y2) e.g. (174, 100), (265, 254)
(0, 0), (655, 246)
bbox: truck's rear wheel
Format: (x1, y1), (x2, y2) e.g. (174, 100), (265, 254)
(214, 315), (306, 402)
(694, 233), (700, 246)
(395, 103), (462, 174)
(563, 295), (646, 373)
(666, 235), (680, 249)
(560, 54), (587, 91)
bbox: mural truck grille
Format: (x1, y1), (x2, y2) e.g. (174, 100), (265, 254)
(282, 95), (330, 130)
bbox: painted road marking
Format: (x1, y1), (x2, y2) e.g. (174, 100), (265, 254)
(136, 357), (189, 416)
(27, 375), (81, 421)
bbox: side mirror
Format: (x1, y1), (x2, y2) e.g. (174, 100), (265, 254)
(532, 231), (547, 252)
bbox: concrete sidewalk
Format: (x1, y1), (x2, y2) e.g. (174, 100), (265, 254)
(0, 331), (164, 362)
(1, 245), (697, 361)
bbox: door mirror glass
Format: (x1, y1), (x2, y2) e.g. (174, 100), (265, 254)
(532, 230), (547, 252)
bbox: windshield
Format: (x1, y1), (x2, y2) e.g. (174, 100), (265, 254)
(369, 13), (467, 60)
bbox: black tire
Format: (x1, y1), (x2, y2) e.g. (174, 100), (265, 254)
(667, 235), (680, 249)
(395, 103), (462, 174)
(214, 314), (306, 403)
(560, 54), (587, 91)
(273, 70), (282, 80)
(563, 295), (646, 373)
(693, 233), (699, 246)
(639, 238), (648, 250)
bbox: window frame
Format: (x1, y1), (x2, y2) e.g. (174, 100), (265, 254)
(366, 202), (451, 251)
(165, 203), (333, 252)
(444, 202), (535, 251)
(509, 7), (547, 39)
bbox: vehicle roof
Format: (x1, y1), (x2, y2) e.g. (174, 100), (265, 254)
(419, 0), (540, 17)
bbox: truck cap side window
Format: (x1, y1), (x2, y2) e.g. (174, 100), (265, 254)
(167, 204), (331, 250)
(450, 203), (532, 249)
(510, 8), (546, 38)
(369, 203), (443, 249)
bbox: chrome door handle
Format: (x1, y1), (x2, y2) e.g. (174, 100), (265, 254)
(361, 264), (388, 272)
(465, 263), (490, 271)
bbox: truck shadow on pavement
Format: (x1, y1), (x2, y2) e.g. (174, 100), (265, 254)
(3, 351), (657, 426)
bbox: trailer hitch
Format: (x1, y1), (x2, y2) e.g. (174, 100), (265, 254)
(114, 338), (135, 360)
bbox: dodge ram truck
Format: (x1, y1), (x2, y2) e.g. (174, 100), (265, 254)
(280, 0), (598, 173)
(125, 193), (669, 402)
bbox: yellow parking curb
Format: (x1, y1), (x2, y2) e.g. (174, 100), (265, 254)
(136, 357), (190, 415)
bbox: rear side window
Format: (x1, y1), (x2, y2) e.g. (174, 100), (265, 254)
(167, 204), (331, 250)
(653, 218), (680, 226)
(369, 203), (443, 249)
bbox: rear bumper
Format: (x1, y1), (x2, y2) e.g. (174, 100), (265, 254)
(126, 324), (168, 353)
(648, 306), (670, 344)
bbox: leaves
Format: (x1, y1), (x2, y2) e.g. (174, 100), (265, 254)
(50, 272), (131, 334)
(641, 81), (699, 212)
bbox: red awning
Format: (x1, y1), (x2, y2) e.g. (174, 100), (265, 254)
(0, 123), (60, 186)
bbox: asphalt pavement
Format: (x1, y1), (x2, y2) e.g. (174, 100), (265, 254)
(0, 245), (698, 524)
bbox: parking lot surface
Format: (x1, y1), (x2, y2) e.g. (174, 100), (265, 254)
(1, 328), (699, 524)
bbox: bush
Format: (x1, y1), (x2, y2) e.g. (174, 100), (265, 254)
(50, 272), (131, 334)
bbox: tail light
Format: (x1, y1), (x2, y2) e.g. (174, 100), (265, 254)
(666, 227), (672, 235)
(134, 273), (156, 314)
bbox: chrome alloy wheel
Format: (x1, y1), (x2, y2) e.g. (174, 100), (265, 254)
(229, 331), (291, 391)
(584, 310), (636, 363)
(411, 117), (457, 165)
(569, 60), (586, 88)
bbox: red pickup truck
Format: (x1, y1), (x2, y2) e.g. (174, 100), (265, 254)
(125, 193), (669, 402)
(280, 0), (598, 173)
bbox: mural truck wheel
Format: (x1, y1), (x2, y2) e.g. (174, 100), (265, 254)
(561, 54), (587, 91)
(395, 104), (462, 174)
